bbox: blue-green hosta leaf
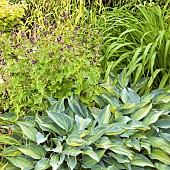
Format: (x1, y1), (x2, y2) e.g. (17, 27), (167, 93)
(51, 138), (63, 153)
(95, 137), (113, 149)
(131, 103), (152, 120)
(155, 119), (170, 129)
(63, 147), (82, 156)
(131, 138), (141, 151)
(6, 156), (34, 170)
(68, 98), (88, 118)
(108, 152), (130, 163)
(154, 163), (170, 170)
(17, 143), (46, 160)
(0, 146), (22, 157)
(131, 153), (154, 167)
(149, 137), (170, 155)
(18, 122), (38, 142)
(66, 134), (86, 147)
(82, 150), (105, 168)
(141, 93), (155, 103)
(36, 132), (49, 145)
(85, 124), (110, 143)
(121, 88), (131, 104)
(105, 125), (124, 135)
(140, 140), (151, 154)
(105, 165), (119, 170)
(47, 111), (73, 132)
(36, 115), (66, 136)
(160, 133), (170, 142)
(97, 105), (111, 124)
(50, 98), (65, 112)
(149, 149), (170, 165)
(35, 158), (50, 170)
(128, 120), (150, 131)
(82, 146), (99, 162)
(75, 115), (91, 130)
(109, 143), (133, 158)
(143, 110), (164, 125)
(47, 96), (57, 105)
(127, 88), (140, 104)
(65, 156), (77, 170)
(101, 94), (120, 107)
(152, 93), (170, 103)
(50, 154), (65, 170)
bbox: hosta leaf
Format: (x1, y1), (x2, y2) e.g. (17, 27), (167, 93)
(95, 137), (113, 149)
(75, 115), (91, 130)
(105, 126), (124, 135)
(140, 141), (151, 154)
(160, 133), (170, 142)
(109, 144), (133, 157)
(0, 134), (21, 146)
(131, 103), (152, 120)
(52, 138), (63, 153)
(50, 154), (65, 170)
(36, 132), (48, 145)
(121, 88), (131, 104)
(83, 146), (99, 162)
(63, 147), (82, 156)
(6, 156), (34, 169)
(149, 149), (170, 165)
(35, 158), (50, 170)
(131, 153), (154, 167)
(154, 163), (170, 170)
(155, 119), (170, 129)
(128, 120), (150, 130)
(143, 110), (164, 125)
(104, 165), (119, 170)
(50, 98), (65, 112)
(101, 94), (120, 106)
(65, 156), (77, 170)
(66, 134), (86, 146)
(149, 137), (170, 155)
(153, 93), (170, 103)
(47, 111), (73, 132)
(85, 124), (109, 143)
(97, 105), (111, 124)
(108, 152), (130, 163)
(0, 146), (21, 157)
(18, 122), (38, 142)
(36, 115), (66, 136)
(128, 88), (140, 104)
(47, 96), (57, 105)
(17, 143), (46, 159)
(131, 138), (141, 151)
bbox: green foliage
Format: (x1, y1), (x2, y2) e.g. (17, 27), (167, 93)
(100, 1), (170, 93)
(0, 86), (170, 169)
(0, 0), (27, 32)
(0, 23), (103, 113)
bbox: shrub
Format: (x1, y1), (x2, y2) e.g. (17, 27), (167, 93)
(0, 22), (103, 113)
(100, 1), (170, 94)
(0, 87), (170, 169)
(0, 0), (27, 32)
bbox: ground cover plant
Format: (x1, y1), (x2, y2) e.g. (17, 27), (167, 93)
(0, 22), (103, 113)
(0, 87), (170, 169)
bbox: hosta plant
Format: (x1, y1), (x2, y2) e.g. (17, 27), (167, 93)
(0, 86), (170, 169)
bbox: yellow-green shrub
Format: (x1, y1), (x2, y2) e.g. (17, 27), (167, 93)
(0, 0), (27, 31)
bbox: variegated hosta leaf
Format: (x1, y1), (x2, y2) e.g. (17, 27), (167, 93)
(75, 115), (91, 130)
(35, 158), (50, 170)
(66, 134), (86, 146)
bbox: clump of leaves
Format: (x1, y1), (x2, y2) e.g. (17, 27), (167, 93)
(100, 1), (170, 93)
(0, 22), (103, 113)
(0, 86), (170, 169)
(0, 0), (27, 32)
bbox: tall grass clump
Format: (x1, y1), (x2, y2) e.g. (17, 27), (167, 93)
(100, 0), (170, 94)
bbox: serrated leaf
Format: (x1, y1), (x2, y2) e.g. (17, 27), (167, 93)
(131, 103), (152, 120)
(143, 110), (164, 125)
(35, 158), (50, 170)
(149, 149), (170, 165)
(131, 153), (154, 167)
(97, 105), (111, 124)
(65, 156), (77, 170)
(18, 122), (38, 142)
(17, 143), (46, 159)
(75, 115), (91, 130)
(47, 111), (73, 132)
(6, 156), (34, 169)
